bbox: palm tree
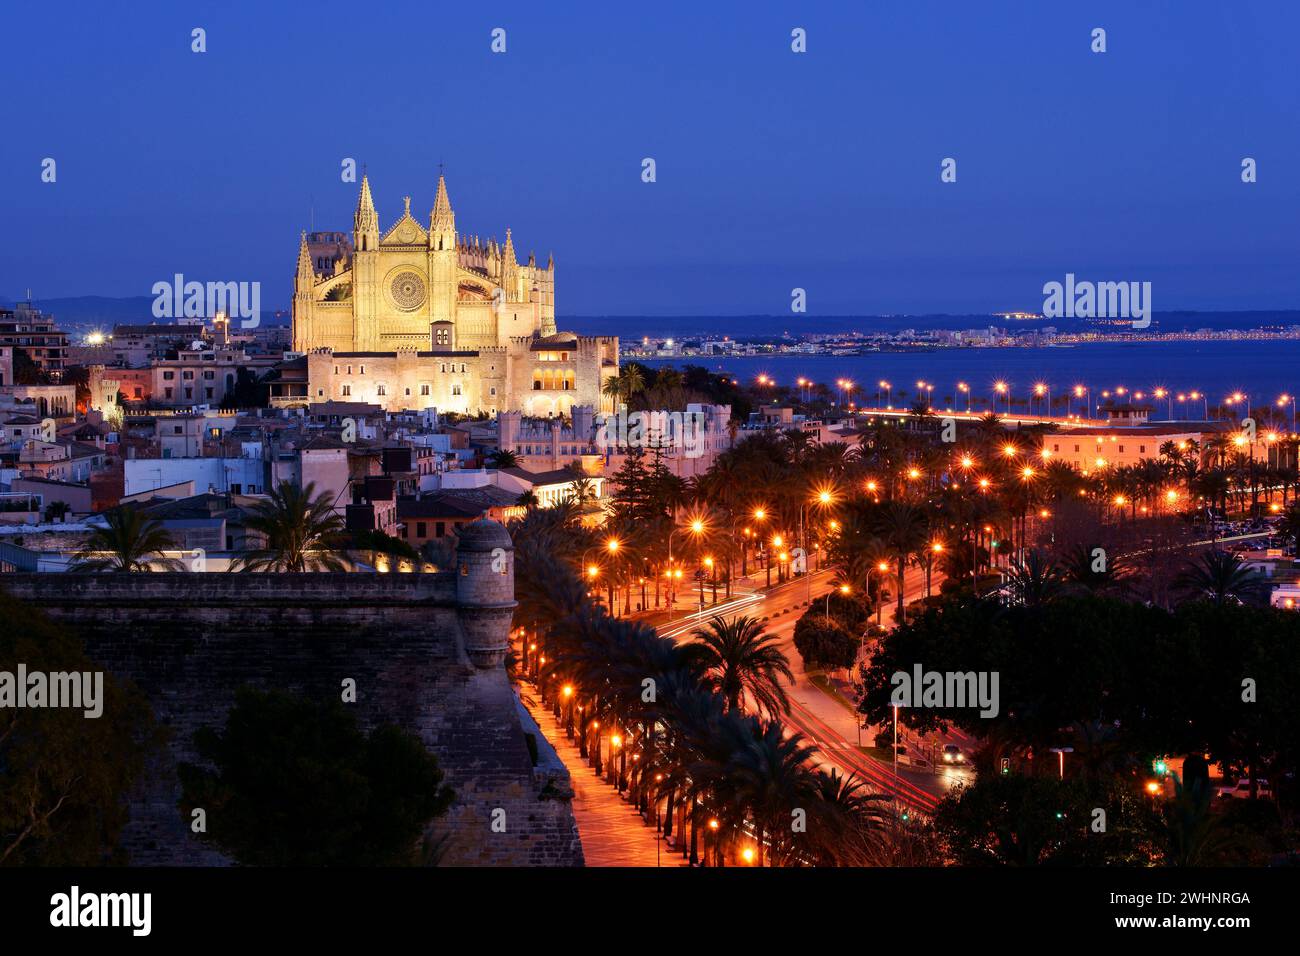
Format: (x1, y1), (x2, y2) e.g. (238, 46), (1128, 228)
(806, 768), (891, 866)
(1060, 541), (1125, 596)
(683, 615), (793, 719)
(234, 481), (348, 572)
(1277, 502), (1300, 547)
(874, 501), (928, 623)
(602, 364), (646, 408)
(717, 717), (818, 865)
(1174, 549), (1268, 607)
(1005, 549), (1066, 608)
(486, 448), (522, 469)
(71, 507), (183, 571)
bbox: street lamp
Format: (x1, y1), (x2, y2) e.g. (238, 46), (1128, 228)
(827, 582), (850, 617)
(957, 381), (970, 413)
(1073, 383), (1090, 419)
(892, 702), (901, 779)
(1049, 746), (1074, 780)
(666, 517), (708, 619)
(1033, 381), (1049, 418)
(1279, 394), (1297, 433)
(879, 380), (892, 408)
(869, 560), (890, 625)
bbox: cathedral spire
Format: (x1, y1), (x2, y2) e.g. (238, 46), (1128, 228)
(353, 174), (379, 251)
(429, 171), (455, 251)
(295, 231), (314, 290)
(503, 228), (517, 267)
(431, 171), (453, 226)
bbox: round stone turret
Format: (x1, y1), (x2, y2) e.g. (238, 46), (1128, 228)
(455, 519), (517, 668)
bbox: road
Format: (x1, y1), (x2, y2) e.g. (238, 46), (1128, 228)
(648, 563), (977, 814)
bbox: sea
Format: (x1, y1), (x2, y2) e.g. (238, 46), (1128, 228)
(636, 340), (1300, 420)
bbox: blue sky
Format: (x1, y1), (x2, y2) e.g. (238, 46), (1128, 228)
(2, 0), (1298, 316)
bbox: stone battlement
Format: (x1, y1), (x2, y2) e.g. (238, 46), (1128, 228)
(2, 532), (582, 866)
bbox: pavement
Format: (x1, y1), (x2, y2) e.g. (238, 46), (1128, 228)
(521, 682), (684, 867)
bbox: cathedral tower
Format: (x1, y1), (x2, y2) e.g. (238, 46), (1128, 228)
(292, 232), (314, 350)
(352, 174), (381, 350)
(428, 172), (458, 331)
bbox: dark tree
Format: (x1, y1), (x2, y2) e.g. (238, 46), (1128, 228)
(792, 613), (859, 672)
(179, 688), (455, 865)
(0, 593), (159, 865)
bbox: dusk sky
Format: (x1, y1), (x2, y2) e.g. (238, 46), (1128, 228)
(3, 0), (1298, 316)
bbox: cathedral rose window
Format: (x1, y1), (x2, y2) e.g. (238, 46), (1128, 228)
(390, 271), (427, 311)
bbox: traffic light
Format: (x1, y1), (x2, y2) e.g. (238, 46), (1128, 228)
(1153, 759), (1168, 776)
(1000, 757), (1011, 775)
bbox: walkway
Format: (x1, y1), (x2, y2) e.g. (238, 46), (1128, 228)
(522, 683), (683, 867)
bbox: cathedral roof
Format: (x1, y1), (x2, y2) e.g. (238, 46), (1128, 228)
(529, 332), (578, 350)
(380, 196), (428, 246)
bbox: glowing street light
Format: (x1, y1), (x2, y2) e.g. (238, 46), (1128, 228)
(993, 380), (1010, 414)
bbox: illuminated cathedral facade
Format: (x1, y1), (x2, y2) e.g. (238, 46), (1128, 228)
(291, 173), (617, 417)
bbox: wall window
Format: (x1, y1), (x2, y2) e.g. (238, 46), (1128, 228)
(421, 384), (430, 396)
(377, 384), (386, 396)
(342, 385), (351, 396)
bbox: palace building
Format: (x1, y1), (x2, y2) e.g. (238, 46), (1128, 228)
(290, 172), (617, 417)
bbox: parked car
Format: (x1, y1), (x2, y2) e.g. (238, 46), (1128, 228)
(1217, 778), (1272, 799)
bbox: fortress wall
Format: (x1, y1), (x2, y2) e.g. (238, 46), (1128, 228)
(3, 572), (582, 866)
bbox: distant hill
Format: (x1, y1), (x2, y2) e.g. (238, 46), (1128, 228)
(564, 311), (1300, 339)
(5, 296), (1298, 339)
(0, 296), (291, 328)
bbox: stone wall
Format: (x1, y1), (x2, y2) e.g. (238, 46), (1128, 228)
(2, 571), (582, 866)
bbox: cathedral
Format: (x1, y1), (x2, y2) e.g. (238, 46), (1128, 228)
(291, 172), (618, 417)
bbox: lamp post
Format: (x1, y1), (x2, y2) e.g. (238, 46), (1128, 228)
(957, 381), (970, 413)
(582, 537), (621, 614)
(994, 380), (1010, 415)
(879, 380), (892, 408)
(750, 507), (768, 584)
(666, 519), (706, 621)
(1279, 394), (1296, 434)
(1073, 384), (1090, 420)
(1049, 746), (1074, 780)
(892, 703), (900, 779)
(865, 561), (889, 626)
